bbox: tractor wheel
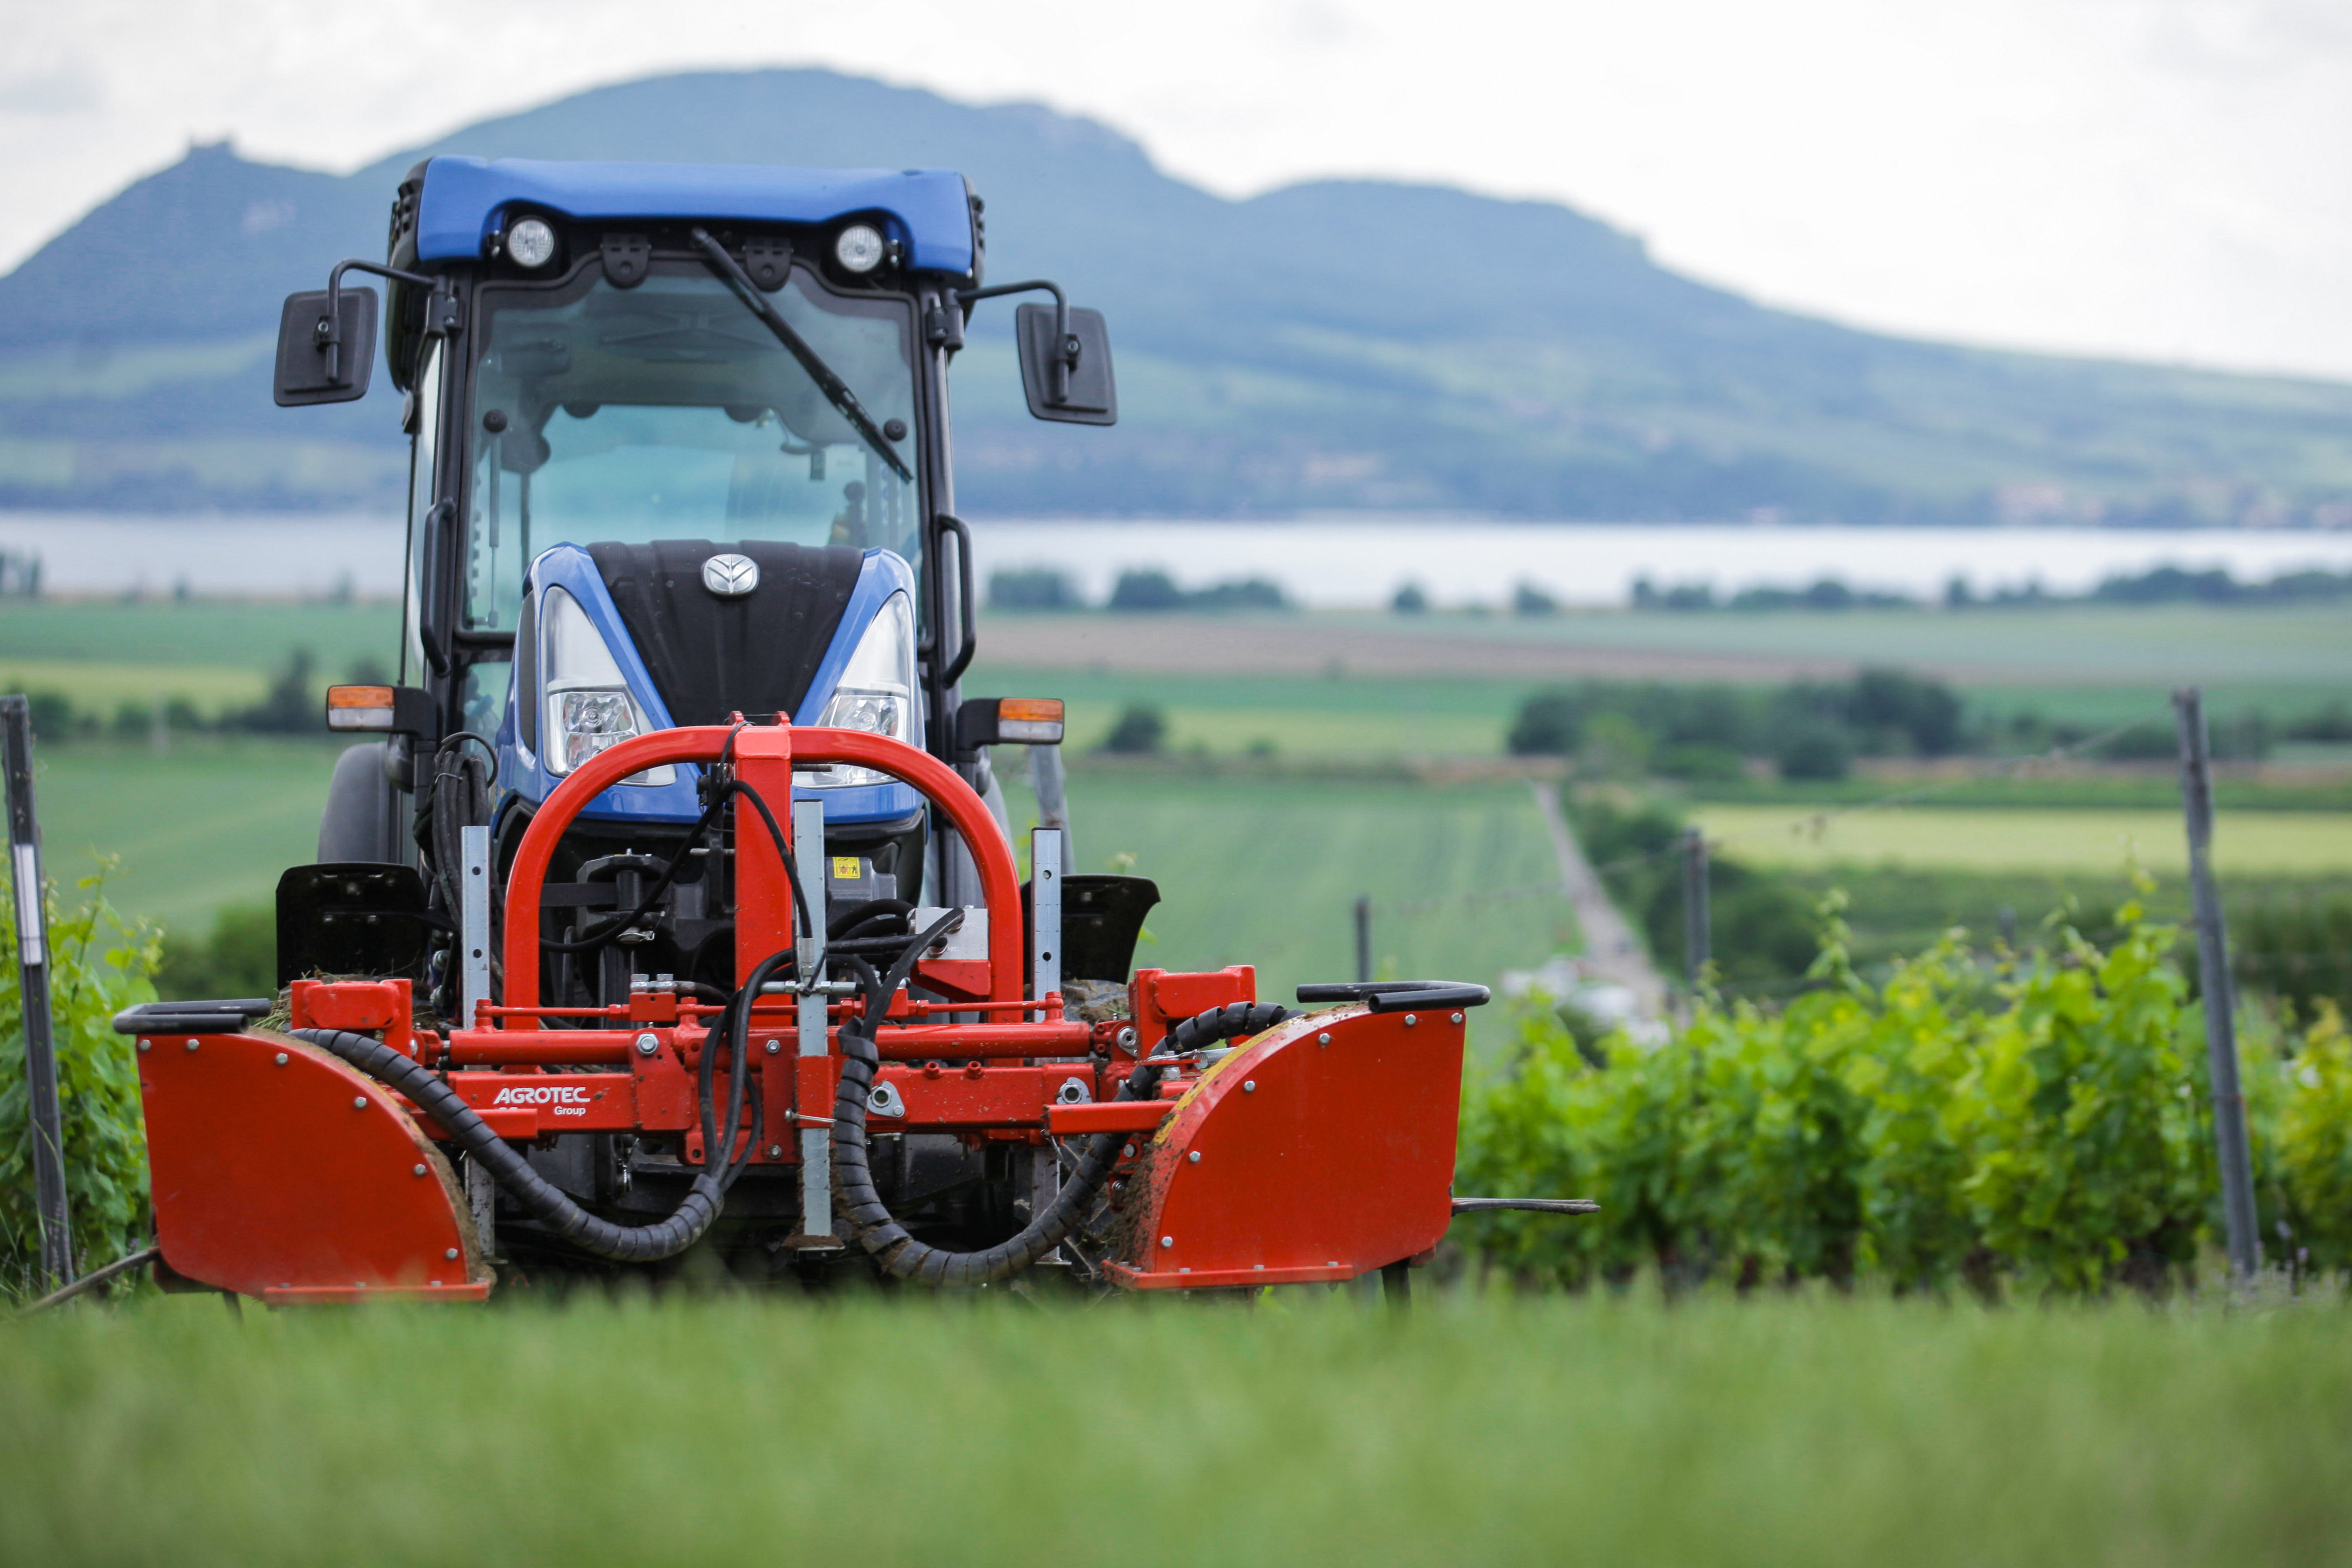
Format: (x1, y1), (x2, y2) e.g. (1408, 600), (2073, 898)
(318, 741), (402, 862)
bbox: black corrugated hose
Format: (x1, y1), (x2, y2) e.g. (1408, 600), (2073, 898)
(288, 772), (816, 1263)
(294, 1023), (755, 1261)
(828, 923), (1293, 1285)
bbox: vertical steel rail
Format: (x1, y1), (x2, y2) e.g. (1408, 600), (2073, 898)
(2175, 687), (2261, 1280)
(459, 825), (492, 1025)
(457, 821), (497, 1252)
(1353, 895), (1372, 985)
(2, 696), (71, 1291)
(1029, 826), (1066, 1255)
(1682, 826), (1710, 984)
(1030, 827), (1062, 1017)
(793, 796), (834, 1244)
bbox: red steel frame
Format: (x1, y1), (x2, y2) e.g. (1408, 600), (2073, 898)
(136, 716), (1467, 1299)
(501, 719), (1025, 1010)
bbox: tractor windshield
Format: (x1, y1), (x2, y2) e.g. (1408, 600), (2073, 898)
(461, 260), (922, 632)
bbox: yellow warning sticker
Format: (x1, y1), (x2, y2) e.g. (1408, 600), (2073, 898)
(832, 857), (862, 880)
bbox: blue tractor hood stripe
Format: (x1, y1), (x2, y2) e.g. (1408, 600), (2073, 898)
(416, 158), (977, 277)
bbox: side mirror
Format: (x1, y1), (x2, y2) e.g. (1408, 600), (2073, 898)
(1015, 303), (1116, 426)
(955, 696), (1064, 758)
(325, 684), (439, 743)
(274, 287), (377, 406)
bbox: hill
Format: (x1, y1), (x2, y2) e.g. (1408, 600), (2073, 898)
(4, 67), (2351, 524)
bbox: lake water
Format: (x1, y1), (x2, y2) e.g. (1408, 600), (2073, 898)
(3, 510), (2350, 608)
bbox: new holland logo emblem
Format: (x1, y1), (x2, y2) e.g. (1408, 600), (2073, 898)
(702, 553), (759, 596)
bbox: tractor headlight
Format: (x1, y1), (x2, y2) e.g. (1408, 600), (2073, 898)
(539, 586), (673, 784)
(834, 223), (885, 274)
(799, 591), (915, 788)
(506, 216), (558, 269)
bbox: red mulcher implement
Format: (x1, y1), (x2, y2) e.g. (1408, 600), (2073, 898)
(118, 157), (1565, 1302)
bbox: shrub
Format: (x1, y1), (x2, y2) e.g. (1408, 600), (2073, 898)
(157, 904), (275, 1001)
(1390, 582), (1428, 614)
(2286, 701), (2352, 743)
(1099, 703), (1166, 755)
(2235, 895), (2352, 1021)
(1107, 570), (1184, 612)
(989, 567), (1084, 611)
(1507, 690), (1583, 756)
(1185, 578), (1288, 612)
(228, 648), (317, 733)
(1777, 726), (1851, 781)
(2275, 1003), (2352, 1270)
(0, 866), (159, 1295)
(1653, 743), (1745, 784)
(1459, 892), (2342, 1298)
(23, 691), (79, 741)
(1512, 581), (1558, 617)
(1847, 667), (1965, 756)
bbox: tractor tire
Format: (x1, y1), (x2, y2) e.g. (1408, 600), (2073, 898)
(318, 741), (402, 863)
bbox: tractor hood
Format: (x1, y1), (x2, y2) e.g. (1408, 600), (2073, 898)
(493, 541), (924, 828)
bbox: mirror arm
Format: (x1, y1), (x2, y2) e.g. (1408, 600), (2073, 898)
(321, 259), (440, 385)
(958, 279), (1077, 402)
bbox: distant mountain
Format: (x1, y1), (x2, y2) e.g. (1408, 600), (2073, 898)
(3, 66), (2349, 524)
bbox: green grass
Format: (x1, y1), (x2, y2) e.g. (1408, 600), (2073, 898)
(30, 737), (345, 934)
(1688, 803), (2352, 875)
(3, 1293), (2348, 1567)
(1036, 770), (1575, 1018)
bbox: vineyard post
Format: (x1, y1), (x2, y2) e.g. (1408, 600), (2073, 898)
(2174, 686), (2261, 1281)
(3, 695), (72, 1291)
(1682, 827), (1710, 984)
(1353, 894), (1372, 984)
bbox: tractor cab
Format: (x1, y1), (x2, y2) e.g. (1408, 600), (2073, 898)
(271, 156), (1115, 1013)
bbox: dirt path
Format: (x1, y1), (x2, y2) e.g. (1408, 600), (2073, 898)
(1528, 780), (1669, 1022)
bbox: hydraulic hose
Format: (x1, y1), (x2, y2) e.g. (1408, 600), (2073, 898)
(538, 777), (813, 957)
(829, 949), (1293, 1285)
(292, 953), (776, 1263)
(294, 1027), (739, 1261)
(296, 749), (828, 1262)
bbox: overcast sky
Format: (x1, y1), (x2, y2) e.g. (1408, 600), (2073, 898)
(3, 0), (2349, 380)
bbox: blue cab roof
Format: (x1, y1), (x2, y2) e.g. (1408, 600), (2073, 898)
(414, 158), (977, 278)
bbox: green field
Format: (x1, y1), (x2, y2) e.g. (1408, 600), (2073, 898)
(973, 666), (1521, 759)
(3, 1293), (2345, 1568)
(1018, 768), (1574, 1021)
(1689, 803), (2352, 875)
(0, 598), (403, 722)
(1328, 601), (2352, 694)
(30, 737), (346, 933)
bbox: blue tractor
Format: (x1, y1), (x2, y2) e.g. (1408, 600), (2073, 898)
(267, 156), (1140, 1273)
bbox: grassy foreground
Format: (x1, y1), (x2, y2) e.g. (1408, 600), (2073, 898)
(2, 1292), (2346, 1567)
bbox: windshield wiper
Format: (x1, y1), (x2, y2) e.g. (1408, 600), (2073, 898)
(688, 227), (915, 484)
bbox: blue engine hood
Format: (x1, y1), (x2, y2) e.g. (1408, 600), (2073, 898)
(493, 543), (923, 830)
